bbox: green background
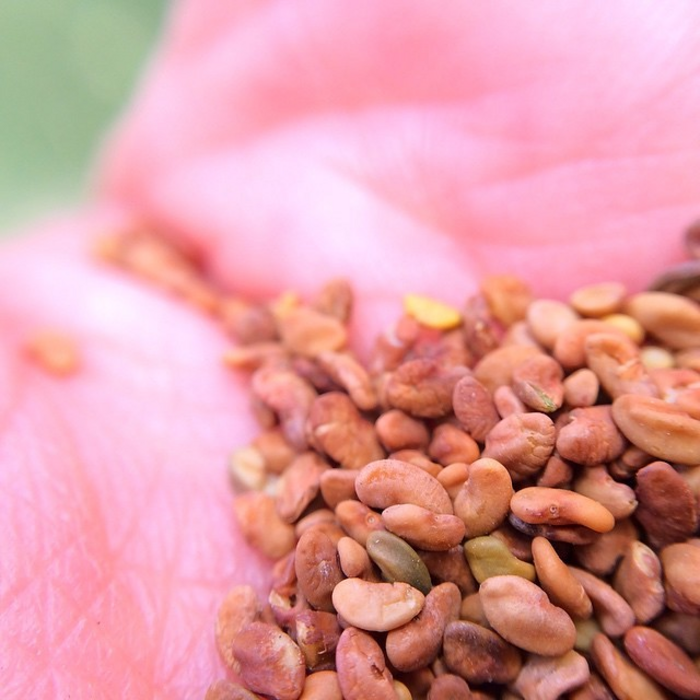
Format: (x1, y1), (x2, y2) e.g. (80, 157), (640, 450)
(0, 0), (168, 234)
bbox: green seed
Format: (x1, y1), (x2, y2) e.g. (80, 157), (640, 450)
(464, 536), (536, 583)
(366, 530), (432, 595)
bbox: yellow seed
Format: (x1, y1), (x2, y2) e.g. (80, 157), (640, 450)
(639, 345), (675, 370)
(601, 313), (645, 344)
(404, 294), (462, 330)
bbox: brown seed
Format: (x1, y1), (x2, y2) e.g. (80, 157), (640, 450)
(442, 620), (522, 684)
(251, 366), (316, 450)
(481, 274), (534, 326)
(570, 281), (627, 317)
(316, 351), (377, 410)
(385, 358), (469, 418)
(511, 354), (565, 412)
(294, 609), (341, 671)
(654, 612), (700, 656)
(568, 671), (616, 700)
(591, 633), (667, 700)
(635, 460), (698, 548)
(427, 674), (473, 700)
(511, 486), (615, 533)
(215, 585), (261, 672)
(385, 582), (461, 672)
(625, 291), (700, 349)
(231, 621), (306, 700)
(276, 305), (348, 357)
(436, 461), (469, 500)
(299, 670), (343, 700)
(294, 528), (344, 612)
(624, 626), (700, 699)
(493, 384), (527, 418)
(335, 627), (398, 700)
(319, 468), (359, 510)
(335, 499), (385, 546)
(569, 567), (636, 637)
(336, 536), (372, 579)
(233, 492), (296, 559)
(479, 575), (576, 656)
(355, 459), (453, 515)
(473, 344), (543, 394)
(556, 405), (627, 467)
(276, 452), (329, 523)
(381, 503), (466, 551)
(526, 299), (580, 350)
(252, 427), (296, 475)
(554, 319), (629, 370)
(573, 465), (638, 521)
(531, 536), (592, 620)
(613, 393), (700, 463)
(613, 541), (665, 624)
(537, 454), (574, 488)
(307, 392), (384, 470)
(453, 458), (513, 538)
(482, 412), (556, 481)
(452, 374), (501, 442)
(574, 517), (639, 577)
(428, 422), (480, 466)
(584, 332), (659, 399)
(512, 650), (591, 700)
(661, 542), (700, 614)
(419, 546), (477, 596)
(564, 368), (600, 407)
(375, 409), (430, 452)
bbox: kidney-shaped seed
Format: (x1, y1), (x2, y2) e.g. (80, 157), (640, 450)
(381, 503), (466, 551)
(332, 578), (425, 632)
(356, 459), (453, 514)
(624, 626), (700, 699)
(479, 575), (576, 656)
(511, 487), (615, 533)
(612, 394), (700, 464)
(231, 621), (306, 700)
(513, 650), (591, 700)
(335, 627), (398, 700)
(443, 619), (522, 685)
(385, 582), (461, 672)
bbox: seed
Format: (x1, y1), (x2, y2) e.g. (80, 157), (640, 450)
(463, 536), (536, 583)
(335, 627), (398, 700)
(331, 578), (425, 632)
(569, 282), (626, 318)
(230, 621), (306, 700)
(479, 575), (577, 656)
(366, 530), (432, 594)
(510, 487), (615, 533)
(381, 503), (466, 551)
(442, 619), (522, 685)
(355, 459), (453, 515)
(612, 393), (700, 464)
(403, 293), (462, 330)
(624, 625), (700, 699)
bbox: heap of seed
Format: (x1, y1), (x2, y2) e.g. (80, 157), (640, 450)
(98, 227), (700, 700)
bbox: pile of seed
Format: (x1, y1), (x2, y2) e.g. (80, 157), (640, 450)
(98, 228), (700, 700)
